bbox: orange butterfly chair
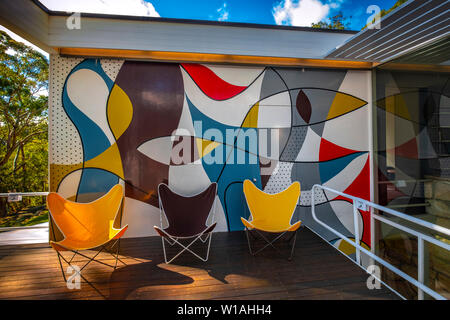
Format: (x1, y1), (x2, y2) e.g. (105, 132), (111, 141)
(242, 179), (301, 260)
(47, 184), (128, 282)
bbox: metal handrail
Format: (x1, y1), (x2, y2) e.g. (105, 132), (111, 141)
(0, 224), (48, 232)
(0, 192), (49, 231)
(0, 192), (49, 197)
(311, 184), (450, 300)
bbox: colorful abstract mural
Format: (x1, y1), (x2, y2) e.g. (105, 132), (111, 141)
(49, 56), (372, 258)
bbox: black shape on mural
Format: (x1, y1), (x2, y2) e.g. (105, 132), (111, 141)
(296, 90), (312, 124)
(114, 61), (185, 207)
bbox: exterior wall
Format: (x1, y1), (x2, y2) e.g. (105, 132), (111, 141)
(49, 55), (372, 259)
(47, 16), (354, 59)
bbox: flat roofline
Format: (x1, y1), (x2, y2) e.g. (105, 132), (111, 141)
(57, 47), (374, 69)
(32, 0), (358, 34)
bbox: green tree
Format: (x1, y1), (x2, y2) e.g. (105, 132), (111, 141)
(311, 12), (351, 30)
(0, 30), (48, 217)
(378, 0), (408, 18)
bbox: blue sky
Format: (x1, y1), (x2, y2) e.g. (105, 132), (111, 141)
(0, 0), (401, 89)
(1, 0), (402, 57)
(151, 0), (398, 30)
(40, 0), (400, 31)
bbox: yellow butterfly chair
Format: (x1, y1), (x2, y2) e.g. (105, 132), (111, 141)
(47, 184), (128, 282)
(242, 179), (301, 260)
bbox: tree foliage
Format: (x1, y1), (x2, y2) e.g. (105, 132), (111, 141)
(312, 0), (409, 31)
(311, 12), (351, 30)
(378, 0), (408, 19)
(0, 30), (48, 217)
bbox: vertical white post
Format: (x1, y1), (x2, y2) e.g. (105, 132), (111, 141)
(353, 202), (361, 265)
(368, 69), (376, 267)
(370, 206), (376, 267)
(311, 185), (316, 218)
(418, 237), (424, 300)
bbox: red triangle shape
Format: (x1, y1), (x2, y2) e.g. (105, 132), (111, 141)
(387, 137), (418, 159)
(334, 158), (371, 247)
(182, 64), (247, 100)
(319, 138), (359, 161)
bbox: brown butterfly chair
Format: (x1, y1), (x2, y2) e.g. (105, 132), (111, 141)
(47, 184), (128, 283)
(154, 183), (217, 264)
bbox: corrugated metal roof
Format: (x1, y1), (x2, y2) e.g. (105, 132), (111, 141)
(386, 36), (450, 65)
(325, 0), (450, 63)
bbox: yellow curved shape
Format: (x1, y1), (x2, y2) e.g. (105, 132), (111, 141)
(327, 92), (367, 120)
(337, 238), (370, 255)
(84, 142), (124, 179)
(196, 138), (221, 158)
(50, 163), (83, 192)
(242, 179), (301, 233)
(383, 93), (411, 121)
(107, 84), (133, 140)
(47, 184), (128, 251)
(242, 102), (259, 128)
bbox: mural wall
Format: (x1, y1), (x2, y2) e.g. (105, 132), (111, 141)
(49, 56), (372, 258)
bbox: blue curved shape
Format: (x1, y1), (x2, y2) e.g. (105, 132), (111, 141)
(77, 168), (118, 202)
(220, 163), (261, 231)
(62, 59), (118, 199)
(70, 59), (114, 90)
(225, 182), (251, 230)
(62, 59), (114, 162)
(186, 95), (262, 231)
(62, 90), (110, 161)
(319, 152), (366, 183)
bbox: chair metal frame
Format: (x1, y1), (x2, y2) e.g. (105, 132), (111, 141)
(54, 237), (126, 284)
(244, 224), (299, 261)
(155, 183), (217, 264)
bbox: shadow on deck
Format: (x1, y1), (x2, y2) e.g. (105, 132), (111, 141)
(0, 227), (399, 300)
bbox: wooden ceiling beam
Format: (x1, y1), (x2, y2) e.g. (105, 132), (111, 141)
(57, 47), (374, 69)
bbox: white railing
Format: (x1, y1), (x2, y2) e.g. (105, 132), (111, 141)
(0, 192), (49, 197)
(0, 192), (49, 231)
(311, 184), (450, 300)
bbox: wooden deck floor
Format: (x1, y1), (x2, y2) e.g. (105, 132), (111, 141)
(0, 227), (399, 300)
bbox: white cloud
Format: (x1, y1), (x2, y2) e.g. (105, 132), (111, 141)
(1, 1), (160, 58)
(330, 3), (339, 9)
(217, 3), (229, 21)
(40, 0), (160, 17)
(272, 0), (330, 27)
(328, 0), (344, 9)
(0, 25), (49, 57)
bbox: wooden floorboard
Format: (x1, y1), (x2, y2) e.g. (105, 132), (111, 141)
(0, 228), (399, 300)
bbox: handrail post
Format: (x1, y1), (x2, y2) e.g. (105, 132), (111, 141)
(311, 185), (316, 220)
(310, 184), (449, 300)
(418, 237), (424, 300)
(370, 205), (376, 267)
(353, 201), (361, 265)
